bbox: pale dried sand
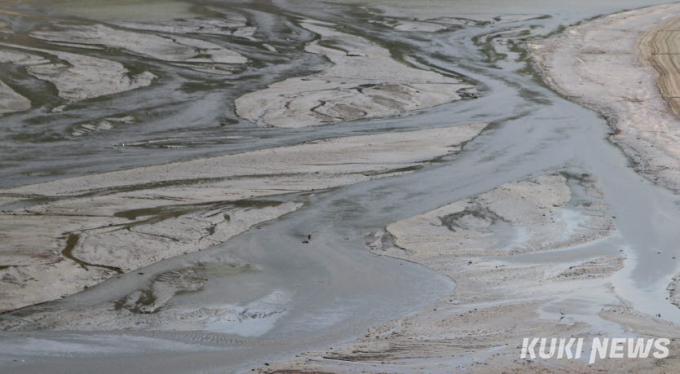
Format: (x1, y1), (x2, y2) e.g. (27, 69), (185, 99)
(641, 17), (680, 117)
(0, 124), (486, 313)
(248, 6), (680, 373)
(0, 259), (272, 333)
(0, 9), (249, 114)
(368, 13), (525, 33)
(31, 24), (247, 73)
(113, 9), (256, 39)
(531, 3), (680, 192)
(0, 46), (156, 102)
(256, 174), (680, 373)
(235, 20), (475, 128)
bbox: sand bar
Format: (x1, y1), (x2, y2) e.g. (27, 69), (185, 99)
(531, 3), (680, 192)
(235, 21), (475, 128)
(255, 173), (680, 372)
(0, 124), (486, 313)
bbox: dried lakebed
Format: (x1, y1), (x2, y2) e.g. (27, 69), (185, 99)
(31, 24), (248, 66)
(260, 174), (657, 373)
(251, 2), (680, 373)
(0, 124), (486, 313)
(0, 13), (249, 114)
(6, 0), (680, 373)
(235, 20), (475, 128)
(0, 46), (156, 102)
(532, 3), (680, 193)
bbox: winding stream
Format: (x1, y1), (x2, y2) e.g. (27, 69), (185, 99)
(2, 0), (680, 373)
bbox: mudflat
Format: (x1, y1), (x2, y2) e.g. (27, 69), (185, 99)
(0, 124), (486, 313)
(532, 3), (680, 192)
(4, 1), (680, 373)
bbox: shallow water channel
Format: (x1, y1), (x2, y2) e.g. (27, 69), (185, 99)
(2, 0), (680, 373)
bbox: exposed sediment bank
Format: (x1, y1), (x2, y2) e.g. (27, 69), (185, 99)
(0, 124), (486, 313)
(0, 79), (30, 114)
(7, 1), (680, 372)
(235, 20), (475, 128)
(31, 23), (247, 74)
(529, 11), (680, 372)
(642, 16), (680, 118)
(0, 262), (272, 333)
(0, 46), (156, 102)
(531, 3), (680, 192)
(253, 5), (680, 373)
(256, 173), (680, 373)
(112, 8), (256, 39)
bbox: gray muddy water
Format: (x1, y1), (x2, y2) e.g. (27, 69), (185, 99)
(2, 0), (680, 373)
